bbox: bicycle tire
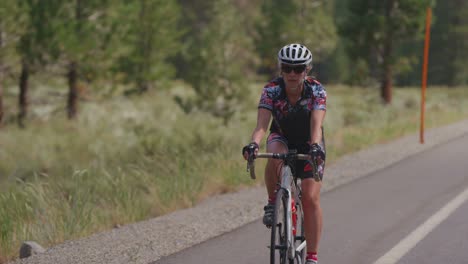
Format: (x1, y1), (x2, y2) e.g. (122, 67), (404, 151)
(270, 188), (288, 264)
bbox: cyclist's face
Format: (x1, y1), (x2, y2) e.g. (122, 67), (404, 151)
(281, 64), (309, 89)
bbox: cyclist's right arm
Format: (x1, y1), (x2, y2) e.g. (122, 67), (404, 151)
(251, 108), (271, 145)
(243, 108), (271, 160)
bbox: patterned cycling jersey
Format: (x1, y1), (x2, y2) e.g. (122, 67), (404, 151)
(258, 76), (326, 146)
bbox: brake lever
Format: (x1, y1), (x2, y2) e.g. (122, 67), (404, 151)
(247, 154), (256, 179)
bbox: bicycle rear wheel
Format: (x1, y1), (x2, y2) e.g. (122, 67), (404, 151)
(270, 188), (288, 264)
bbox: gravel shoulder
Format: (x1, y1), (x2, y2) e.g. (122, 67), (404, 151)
(12, 119), (468, 264)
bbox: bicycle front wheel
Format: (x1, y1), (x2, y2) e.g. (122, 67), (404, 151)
(270, 188), (288, 264)
(294, 199), (306, 263)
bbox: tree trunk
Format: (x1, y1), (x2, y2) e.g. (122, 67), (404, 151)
(381, 0), (395, 104)
(381, 38), (393, 104)
(66, 0), (82, 119)
(18, 61), (29, 127)
(67, 61), (78, 119)
(381, 65), (392, 104)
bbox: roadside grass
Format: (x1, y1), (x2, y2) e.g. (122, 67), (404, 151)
(0, 83), (467, 262)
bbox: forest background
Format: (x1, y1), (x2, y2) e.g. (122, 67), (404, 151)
(1, 0), (468, 262)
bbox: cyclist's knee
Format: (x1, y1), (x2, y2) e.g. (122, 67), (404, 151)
(303, 192), (320, 208)
(301, 183), (321, 209)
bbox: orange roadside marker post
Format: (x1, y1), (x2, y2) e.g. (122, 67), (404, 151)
(420, 7), (432, 144)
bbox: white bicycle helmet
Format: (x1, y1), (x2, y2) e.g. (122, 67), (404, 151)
(278, 43), (313, 66)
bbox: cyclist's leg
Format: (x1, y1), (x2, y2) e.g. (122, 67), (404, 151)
(299, 138), (326, 260)
(301, 179), (322, 254)
(262, 133), (288, 227)
(265, 133), (288, 200)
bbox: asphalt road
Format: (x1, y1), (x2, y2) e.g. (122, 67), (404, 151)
(154, 134), (468, 264)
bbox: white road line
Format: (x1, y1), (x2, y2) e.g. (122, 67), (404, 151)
(373, 186), (468, 264)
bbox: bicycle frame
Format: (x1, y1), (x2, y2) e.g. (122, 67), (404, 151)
(280, 164), (306, 261)
(247, 151), (312, 264)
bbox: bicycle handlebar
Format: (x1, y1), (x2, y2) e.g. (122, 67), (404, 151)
(246, 152), (312, 180)
(255, 153), (311, 160)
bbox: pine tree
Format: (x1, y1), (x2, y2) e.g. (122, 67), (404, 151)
(0, 1), (27, 126)
(55, 0), (125, 119)
(177, 0), (257, 124)
(340, 0), (431, 103)
(429, 0), (468, 86)
(293, 0), (338, 77)
(256, 0), (337, 78)
(17, 0), (61, 126)
(116, 0), (182, 93)
(256, 0), (298, 76)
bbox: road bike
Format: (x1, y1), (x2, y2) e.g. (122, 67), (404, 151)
(247, 150), (318, 264)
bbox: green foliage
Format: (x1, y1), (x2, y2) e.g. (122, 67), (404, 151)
(57, 1), (110, 59)
(380, 0), (468, 87)
(256, 0), (338, 75)
(427, 0), (468, 86)
(53, 0), (126, 79)
(115, 0), (182, 91)
(295, 0), (338, 61)
(3, 0), (468, 103)
(177, 0), (256, 124)
(17, 0), (62, 68)
(323, 42), (351, 84)
(339, 0), (430, 86)
(256, 0), (298, 73)
(0, 1), (27, 71)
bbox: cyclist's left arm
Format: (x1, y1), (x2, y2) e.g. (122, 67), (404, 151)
(310, 110), (325, 144)
(310, 82), (326, 144)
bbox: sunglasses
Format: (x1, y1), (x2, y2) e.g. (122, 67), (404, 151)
(281, 64), (307, 74)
